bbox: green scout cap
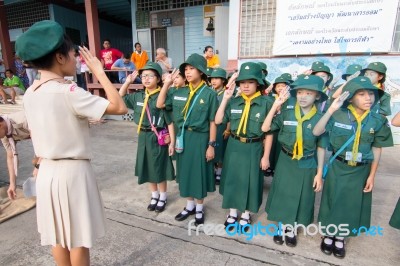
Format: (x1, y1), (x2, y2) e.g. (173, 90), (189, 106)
(342, 76), (384, 105)
(272, 75), (291, 94)
(361, 62), (387, 75)
(311, 61), (333, 86)
(290, 75), (328, 102)
(15, 20), (64, 61)
(257, 62), (268, 76)
(179, 53), (208, 76)
(206, 67), (214, 76)
(139, 61), (162, 78)
(235, 62), (265, 88)
(280, 73), (294, 83)
(290, 74), (307, 88)
(208, 68), (227, 81)
(342, 64), (362, 80)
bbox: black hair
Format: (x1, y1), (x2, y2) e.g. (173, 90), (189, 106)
(27, 33), (74, 70)
(134, 42), (141, 48)
(141, 68), (163, 87)
(203, 45), (213, 53)
(5, 69), (13, 74)
(123, 52), (131, 59)
(0, 116), (4, 122)
(103, 39), (111, 44)
(210, 76), (228, 87)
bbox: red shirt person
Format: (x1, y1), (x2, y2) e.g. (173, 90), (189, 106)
(99, 39), (123, 70)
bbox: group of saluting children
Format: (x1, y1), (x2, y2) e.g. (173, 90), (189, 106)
(120, 53), (398, 259)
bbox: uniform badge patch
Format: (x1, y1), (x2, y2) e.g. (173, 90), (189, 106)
(369, 128), (375, 134)
(255, 113), (260, 118)
(69, 85), (77, 92)
(307, 124), (312, 129)
(200, 99), (204, 104)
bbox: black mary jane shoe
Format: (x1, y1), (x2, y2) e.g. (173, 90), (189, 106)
(147, 197), (159, 211)
(224, 215), (238, 230)
(273, 235), (284, 245)
(195, 211), (205, 226)
(320, 236), (334, 255)
(155, 199), (167, 213)
(333, 238), (346, 259)
(239, 215), (252, 233)
(174, 207), (196, 221)
(285, 234), (297, 247)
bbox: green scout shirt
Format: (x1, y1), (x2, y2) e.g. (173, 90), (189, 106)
(123, 91), (171, 128)
(165, 85), (218, 132)
(223, 94), (272, 138)
(326, 108), (393, 161)
(371, 91), (391, 116)
(270, 97), (329, 152)
(3, 75), (26, 91)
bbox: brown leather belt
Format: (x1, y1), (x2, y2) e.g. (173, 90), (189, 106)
(230, 133), (263, 143)
(335, 155), (370, 166)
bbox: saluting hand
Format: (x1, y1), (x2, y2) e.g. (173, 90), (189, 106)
(348, 70), (361, 81)
(328, 91), (350, 113)
(273, 86), (290, 107)
(163, 68), (180, 86)
(226, 72), (239, 88)
(125, 70), (139, 84)
(79, 46), (104, 76)
(265, 83), (274, 95)
(223, 82), (236, 100)
(303, 69), (313, 75)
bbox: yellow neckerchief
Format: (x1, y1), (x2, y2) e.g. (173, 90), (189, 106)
(137, 87), (161, 133)
(292, 103), (317, 160)
(182, 81), (205, 119)
(347, 104), (370, 166)
(236, 91), (262, 135)
(274, 94), (279, 100)
(216, 86), (225, 96)
(375, 83), (382, 90)
(323, 86), (329, 93)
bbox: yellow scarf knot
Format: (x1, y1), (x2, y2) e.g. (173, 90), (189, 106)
(236, 91), (262, 135)
(347, 104), (369, 166)
(182, 81), (205, 119)
(292, 103), (317, 160)
(137, 87), (161, 133)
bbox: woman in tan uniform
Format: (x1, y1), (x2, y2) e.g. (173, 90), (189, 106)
(15, 20), (127, 265)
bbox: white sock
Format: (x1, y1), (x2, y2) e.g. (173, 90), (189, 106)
(239, 211), (250, 225)
(151, 191), (159, 204)
(227, 209), (237, 223)
(195, 204), (203, 219)
(157, 192), (167, 206)
(216, 167), (222, 176)
(181, 200), (195, 215)
(285, 228), (295, 238)
(324, 236), (333, 245)
(335, 237), (344, 248)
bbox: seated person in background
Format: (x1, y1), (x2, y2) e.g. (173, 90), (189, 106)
(155, 48), (173, 74)
(111, 53), (141, 84)
(1, 69), (26, 104)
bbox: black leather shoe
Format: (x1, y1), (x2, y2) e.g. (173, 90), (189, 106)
(273, 235), (284, 245)
(155, 199), (167, 213)
(239, 215), (252, 233)
(147, 197), (159, 211)
(285, 235), (297, 247)
(224, 215), (238, 230)
(320, 236), (334, 255)
(174, 207), (196, 221)
(333, 238), (346, 258)
(194, 211), (205, 226)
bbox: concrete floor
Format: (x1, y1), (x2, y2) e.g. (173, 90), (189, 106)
(0, 120), (399, 266)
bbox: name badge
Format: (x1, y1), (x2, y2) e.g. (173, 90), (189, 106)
(137, 102), (144, 106)
(283, 121), (298, 126)
(334, 122), (352, 130)
(231, 109), (243, 114)
(286, 105), (294, 109)
(174, 96), (187, 101)
(345, 151), (362, 162)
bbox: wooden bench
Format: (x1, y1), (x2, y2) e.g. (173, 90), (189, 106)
(84, 71), (143, 98)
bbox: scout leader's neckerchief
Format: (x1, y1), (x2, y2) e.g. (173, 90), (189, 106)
(292, 103), (317, 160)
(1, 115), (18, 176)
(182, 81), (205, 119)
(347, 104), (370, 166)
(236, 91), (262, 135)
(137, 87), (161, 133)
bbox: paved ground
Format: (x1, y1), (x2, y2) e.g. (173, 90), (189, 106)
(0, 120), (399, 266)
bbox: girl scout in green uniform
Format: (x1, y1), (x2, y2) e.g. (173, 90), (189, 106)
(262, 75), (329, 247)
(389, 112), (400, 230)
(313, 77), (393, 258)
(310, 61), (334, 113)
(209, 68), (228, 185)
(361, 62), (391, 116)
(215, 62), (272, 230)
(157, 53), (218, 225)
(119, 62), (175, 213)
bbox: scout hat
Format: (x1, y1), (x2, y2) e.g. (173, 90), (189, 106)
(179, 53), (208, 76)
(272, 74), (292, 94)
(15, 20), (64, 61)
(208, 68), (227, 81)
(290, 75), (328, 102)
(280, 73), (294, 83)
(360, 62), (387, 83)
(139, 61), (162, 78)
(206, 67), (214, 77)
(311, 61), (333, 86)
(341, 64), (362, 80)
(289, 74), (306, 88)
(235, 62), (265, 89)
(342, 76), (384, 105)
(257, 62), (268, 76)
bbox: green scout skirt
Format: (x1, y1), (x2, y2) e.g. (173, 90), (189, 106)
(219, 137), (264, 213)
(389, 198), (400, 229)
(135, 131), (175, 184)
(214, 123), (227, 163)
(318, 160), (371, 237)
(269, 131), (281, 170)
(265, 151), (317, 226)
(176, 130), (215, 199)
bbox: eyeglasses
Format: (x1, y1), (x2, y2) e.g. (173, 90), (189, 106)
(140, 74), (156, 79)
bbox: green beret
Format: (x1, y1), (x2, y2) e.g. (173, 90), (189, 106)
(342, 64), (362, 80)
(179, 54), (208, 77)
(290, 75), (328, 102)
(342, 76), (384, 105)
(139, 62), (162, 78)
(208, 68), (227, 81)
(236, 62), (265, 88)
(15, 20), (64, 61)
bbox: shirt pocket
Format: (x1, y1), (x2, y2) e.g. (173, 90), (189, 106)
(330, 127), (352, 150)
(247, 115), (263, 136)
(279, 124), (297, 146)
(172, 100), (186, 120)
(191, 103), (208, 122)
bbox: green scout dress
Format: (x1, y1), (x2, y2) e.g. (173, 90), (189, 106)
(165, 84), (218, 199)
(265, 98), (329, 226)
(318, 109), (393, 236)
(265, 95), (281, 170)
(215, 88), (227, 163)
(123, 91), (175, 184)
(167, 87), (181, 161)
(219, 95), (272, 213)
(389, 198), (400, 229)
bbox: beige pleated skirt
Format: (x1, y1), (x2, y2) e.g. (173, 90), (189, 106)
(36, 159), (106, 249)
